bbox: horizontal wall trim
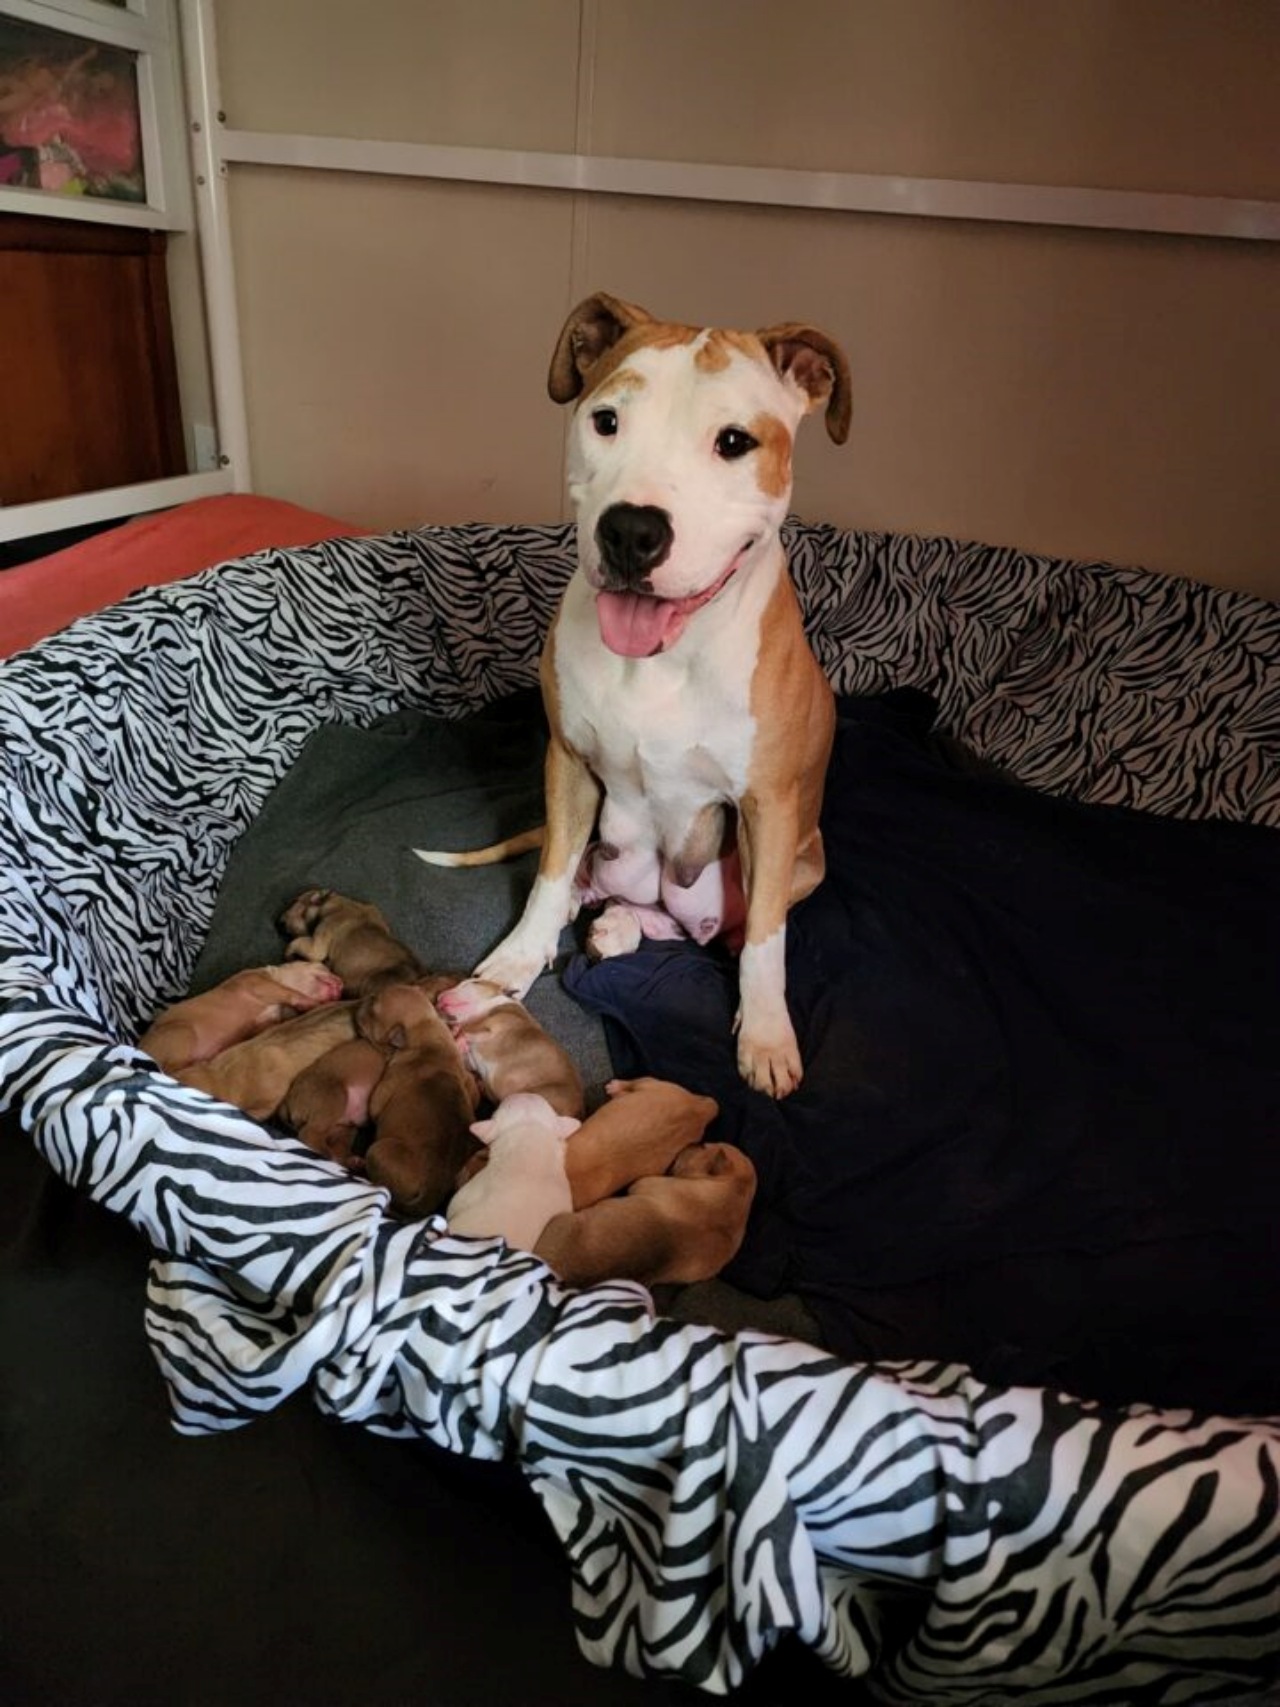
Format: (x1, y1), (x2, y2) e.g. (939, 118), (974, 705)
(220, 129), (1280, 244)
(0, 470), (233, 545)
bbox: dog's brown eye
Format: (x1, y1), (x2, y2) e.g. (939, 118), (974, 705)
(715, 426), (757, 460)
(592, 407), (619, 437)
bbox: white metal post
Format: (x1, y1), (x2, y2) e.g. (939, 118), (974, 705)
(179, 0), (253, 493)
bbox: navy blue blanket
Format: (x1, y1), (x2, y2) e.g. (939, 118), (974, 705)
(566, 693), (1280, 1414)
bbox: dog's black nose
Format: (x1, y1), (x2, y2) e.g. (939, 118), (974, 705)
(595, 503), (673, 587)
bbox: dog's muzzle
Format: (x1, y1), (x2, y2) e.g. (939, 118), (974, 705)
(595, 503), (673, 590)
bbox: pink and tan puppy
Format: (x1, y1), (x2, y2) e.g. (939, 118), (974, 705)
(356, 981), (481, 1218)
(455, 1074), (720, 1204)
(445, 1091), (580, 1252)
(435, 976), (584, 1119)
(139, 962), (343, 1073)
(448, 1075), (752, 1289)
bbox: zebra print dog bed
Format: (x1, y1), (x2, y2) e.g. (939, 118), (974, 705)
(1, 520), (1277, 1704)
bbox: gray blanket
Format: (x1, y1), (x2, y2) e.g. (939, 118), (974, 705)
(190, 691), (615, 1102)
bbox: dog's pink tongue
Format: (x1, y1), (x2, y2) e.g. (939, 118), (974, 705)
(596, 591), (683, 657)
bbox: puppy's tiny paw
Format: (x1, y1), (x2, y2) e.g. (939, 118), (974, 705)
(586, 907), (644, 962)
(274, 961), (343, 1004)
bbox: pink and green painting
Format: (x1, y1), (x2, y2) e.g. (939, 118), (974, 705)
(0, 14), (145, 203)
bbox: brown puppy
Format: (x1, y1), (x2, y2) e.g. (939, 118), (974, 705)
(176, 1002), (358, 1123)
(564, 1076), (718, 1206)
(280, 888), (427, 996)
(138, 961), (344, 1072)
(450, 1074), (746, 1286)
(279, 1037), (389, 1165)
(535, 1140), (757, 1289)
(452, 1074), (718, 1201)
(435, 976), (584, 1119)
(356, 982), (481, 1218)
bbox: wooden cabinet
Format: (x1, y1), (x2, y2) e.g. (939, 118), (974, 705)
(0, 213), (185, 506)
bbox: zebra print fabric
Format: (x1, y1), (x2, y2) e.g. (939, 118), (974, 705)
(1, 520), (1278, 1701)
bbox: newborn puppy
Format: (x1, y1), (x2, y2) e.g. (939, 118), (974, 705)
(564, 1076), (719, 1206)
(435, 976), (585, 1118)
(278, 1036), (389, 1165)
(446, 1091), (580, 1252)
(356, 981), (481, 1217)
(280, 888), (427, 997)
(176, 1001), (358, 1122)
(452, 1073), (719, 1202)
(138, 962), (343, 1072)
(535, 1140), (757, 1289)
(452, 1075), (746, 1290)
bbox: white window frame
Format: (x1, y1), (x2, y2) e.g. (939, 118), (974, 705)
(0, 0), (190, 232)
(0, 0), (239, 545)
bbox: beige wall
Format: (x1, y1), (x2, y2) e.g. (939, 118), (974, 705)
(214, 0), (1280, 597)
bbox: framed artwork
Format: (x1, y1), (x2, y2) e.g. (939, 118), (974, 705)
(0, 0), (188, 228)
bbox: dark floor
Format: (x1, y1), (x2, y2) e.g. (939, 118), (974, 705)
(0, 1115), (872, 1706)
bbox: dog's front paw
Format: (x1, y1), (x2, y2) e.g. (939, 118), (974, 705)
(736, 1020), (803, 1099)
(474, 937), (553, 998)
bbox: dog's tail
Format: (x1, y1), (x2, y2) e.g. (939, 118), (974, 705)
(414, 826), (545, 869)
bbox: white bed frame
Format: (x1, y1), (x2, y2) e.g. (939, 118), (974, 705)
(1, 0), (1278, 551)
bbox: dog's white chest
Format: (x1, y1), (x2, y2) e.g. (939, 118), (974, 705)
(555, 574), (759, 818)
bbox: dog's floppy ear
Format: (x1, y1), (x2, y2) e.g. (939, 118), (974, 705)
(548, 292), (655, 403)
(756, 323), (852, 444)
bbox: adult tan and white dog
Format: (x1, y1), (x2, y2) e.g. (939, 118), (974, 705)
(423, 293), (849, 1097)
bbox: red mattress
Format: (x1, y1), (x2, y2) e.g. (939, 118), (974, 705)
(0, 494), (364, 658)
